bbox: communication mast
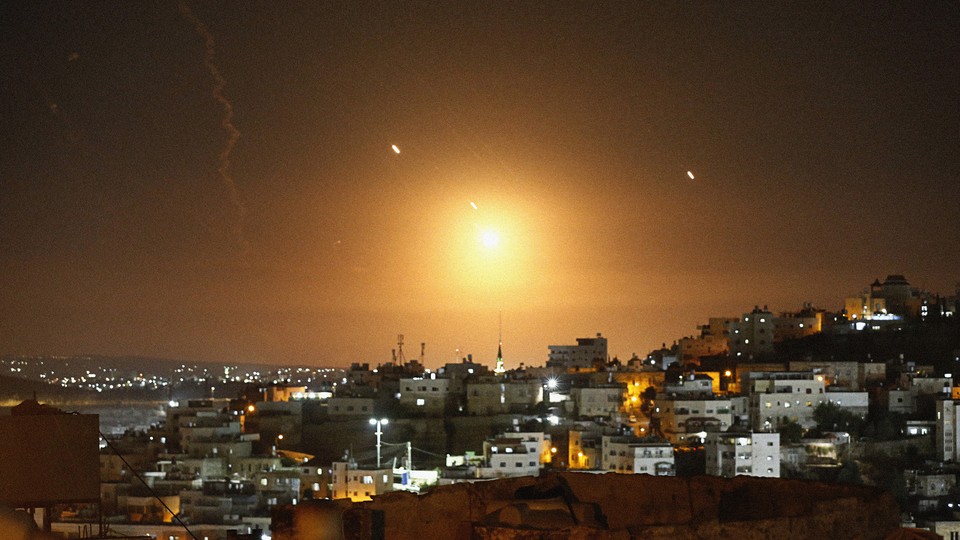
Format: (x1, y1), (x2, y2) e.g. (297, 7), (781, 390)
(396, 334), (406, 365)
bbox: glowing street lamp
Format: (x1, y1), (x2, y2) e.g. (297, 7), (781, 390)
(273, 433), (284, 457)
(369, 418), (389, 468)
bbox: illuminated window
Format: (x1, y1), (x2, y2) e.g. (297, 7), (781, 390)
(416, 399), (425, 406)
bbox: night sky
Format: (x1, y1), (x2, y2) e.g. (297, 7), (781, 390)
(2, 2), (958, 368)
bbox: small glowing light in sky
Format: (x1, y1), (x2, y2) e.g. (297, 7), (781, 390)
(687, 170), (695, 180)
(391, 144), (400, 154)
(470, 201), (478, 210)
(481, 229), (500, 248)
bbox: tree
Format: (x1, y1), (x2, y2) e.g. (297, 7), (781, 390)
(812, 402), (865, 437)
(778, 417), (804, 444)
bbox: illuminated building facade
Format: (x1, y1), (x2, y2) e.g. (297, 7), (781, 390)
(705, 432), (780, 478)
(601, 436), (675, 475)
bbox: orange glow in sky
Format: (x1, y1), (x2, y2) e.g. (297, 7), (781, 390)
(1, 3), (957, 369)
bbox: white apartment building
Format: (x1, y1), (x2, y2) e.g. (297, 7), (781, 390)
(601, 436), (675, 476)
(937, 400), (960, 462)
(748, 372), (825, 430)
(656, 397), (733, 444)
(705, 432), (780, 478)
(496, 430), (553, 465)
(748, 372), (868, 430)
(479, 437), (540, 478)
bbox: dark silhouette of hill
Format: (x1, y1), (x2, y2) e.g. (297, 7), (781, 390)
(0, 373), (93, 404)
(776, 318), (960, 370)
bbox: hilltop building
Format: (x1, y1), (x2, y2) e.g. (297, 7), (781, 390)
(844, 274), (925, 320)
(548, 333), (608, 371)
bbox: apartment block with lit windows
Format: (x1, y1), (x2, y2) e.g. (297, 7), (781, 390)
(705, 432), (780, 478)
(601, 435), (675, 475)
(331, 460), (393, 502)
(655, 397), (734, 444)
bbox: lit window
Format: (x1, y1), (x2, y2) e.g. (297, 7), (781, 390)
(416, 399), (425, 406)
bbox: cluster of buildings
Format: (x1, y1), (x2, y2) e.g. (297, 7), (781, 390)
(3, 274), (960, 539)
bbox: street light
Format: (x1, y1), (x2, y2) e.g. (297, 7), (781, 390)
(369, 418), (389, 468)
(274, 433), (284, 457)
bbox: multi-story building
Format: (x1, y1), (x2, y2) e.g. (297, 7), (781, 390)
(465, 378), (542, 415)
(705, 432), (780, 478)
(179, 479), (258, 525)
(728, 307), (776, 358)
(747, 372), (825, 430)
(656, 397), (734, 444)
(253, 469), (301, 508)
(678, 334), (729, 365)
(568, 426), (602, 470)
(331, 460), (393, 502)
(851, 275), (926, 319)
(478, 437), (540, 478)
(788, 360), (886, 391)
(547, 333), (608, 370)
(601, 436), (675, 475)
(880, 389), (914, 415)
(663, 373), (714, 398)
(571, 385), (625, 418)
(772, 305), (823, 341)
(495, 430), (553, 465)
(326, 396), (376, 417)
(936, 400), (960, 462)
(399, 374), (452, 415)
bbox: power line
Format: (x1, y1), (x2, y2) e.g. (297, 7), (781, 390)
(97, 429), (198, 540)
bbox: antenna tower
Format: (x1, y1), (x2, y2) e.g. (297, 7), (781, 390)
(396, 334), (406, 364)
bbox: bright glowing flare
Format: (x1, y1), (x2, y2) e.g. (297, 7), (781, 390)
(687, 170), (695, 180)
(481, 230), (500, 249)
(391, 144), (400, 154)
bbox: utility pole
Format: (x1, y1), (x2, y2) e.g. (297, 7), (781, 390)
(369, 418), (388, 468)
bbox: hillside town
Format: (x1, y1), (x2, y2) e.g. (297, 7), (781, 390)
(2, 274), (960, 539)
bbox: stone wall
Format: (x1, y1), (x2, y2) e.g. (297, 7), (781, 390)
(273, 471), (902, 539)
